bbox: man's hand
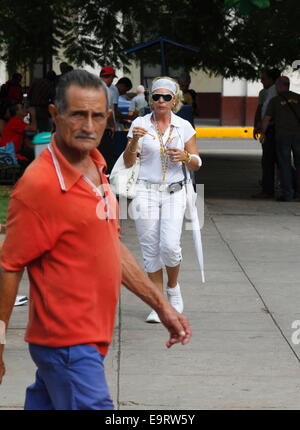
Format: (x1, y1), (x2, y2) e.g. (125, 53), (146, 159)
(0, 361), (5, 384)
(0, 269), (24, 384)
(157, 306), (191, 348)
(107, 126), (115, 138)
(167, 148), (187, 163)
(132, 126), (148, 140)
(0, 345), (5, 384)
(259, 132), (266, 144)
(253, 127), (260, 140)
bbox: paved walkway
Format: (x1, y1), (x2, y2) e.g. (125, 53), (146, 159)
(1, 139), (300, 409)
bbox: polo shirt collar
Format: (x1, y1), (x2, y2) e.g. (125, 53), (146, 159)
(48, 134), (106, 192)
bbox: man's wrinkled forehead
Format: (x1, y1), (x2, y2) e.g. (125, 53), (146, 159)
(63, 84), (108, 112)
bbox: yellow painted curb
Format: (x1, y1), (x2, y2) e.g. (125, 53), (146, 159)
(196, 127), (253, 138)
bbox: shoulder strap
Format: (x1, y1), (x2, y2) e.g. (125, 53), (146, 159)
(280, 94), (300, 124)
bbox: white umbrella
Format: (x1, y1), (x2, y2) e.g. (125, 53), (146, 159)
(185, 182), (205, 283)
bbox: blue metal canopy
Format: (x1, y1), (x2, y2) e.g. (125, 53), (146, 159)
(124, 37), (200, 75)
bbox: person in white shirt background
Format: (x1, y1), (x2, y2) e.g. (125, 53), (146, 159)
(123, 76), (201, 323)
(128, 85), (148, 117)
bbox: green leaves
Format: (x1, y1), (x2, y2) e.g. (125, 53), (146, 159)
(225, 0), (270, 14)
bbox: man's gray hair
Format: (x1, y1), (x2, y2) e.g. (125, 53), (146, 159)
(55, 69), (110, 113)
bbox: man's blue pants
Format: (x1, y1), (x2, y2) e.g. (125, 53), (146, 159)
(24, 344), (114, 410)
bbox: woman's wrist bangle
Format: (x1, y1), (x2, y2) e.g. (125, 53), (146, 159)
(189, 154), (202, 167)
(182, 150), (191, 163)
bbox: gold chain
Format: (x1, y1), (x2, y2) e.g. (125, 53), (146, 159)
(154, 119), (174, 181)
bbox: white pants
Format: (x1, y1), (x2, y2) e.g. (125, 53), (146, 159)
(131, 183), (186, 273)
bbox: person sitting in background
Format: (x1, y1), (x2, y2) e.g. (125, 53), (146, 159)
(0, 103), (37, 166)
(0, 73), (23, 104)
(128, 85), (148, 117)
(0, 102), (11, 139)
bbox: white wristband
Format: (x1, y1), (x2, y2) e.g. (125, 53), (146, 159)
(189, 154), (202, 167)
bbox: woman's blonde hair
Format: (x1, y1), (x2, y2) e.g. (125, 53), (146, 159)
(149, 76), (183, 113)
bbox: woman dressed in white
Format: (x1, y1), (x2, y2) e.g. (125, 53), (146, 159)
(124, 77), (201, 323)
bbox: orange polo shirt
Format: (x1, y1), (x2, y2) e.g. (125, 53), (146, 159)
(0, 135), (121, 355)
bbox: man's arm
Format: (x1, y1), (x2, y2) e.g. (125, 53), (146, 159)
(0, 270), (24, 384)
(106, 110), (115, 135)
(253, 104), (262, 140)
(25, 106), (37, 132)
(259, 115), (272, 143)
(120, 242), (191, 348)
(116, 111), (133, 122)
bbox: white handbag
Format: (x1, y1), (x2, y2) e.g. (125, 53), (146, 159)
(109, 151), (141, 199)
(109, 117), (148, 199)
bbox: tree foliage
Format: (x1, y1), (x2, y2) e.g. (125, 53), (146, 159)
(0, 1), (65, 73)
(225, 0), (271, 14)
(0, 0), (299, 80)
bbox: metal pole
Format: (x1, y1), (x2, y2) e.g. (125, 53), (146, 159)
(160, 39), (167, 75)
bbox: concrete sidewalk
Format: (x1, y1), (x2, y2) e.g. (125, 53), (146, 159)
(1, 139), (300, 409)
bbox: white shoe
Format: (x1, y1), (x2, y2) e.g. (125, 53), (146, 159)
(14, 295), (28, 307)
(167, 283), (184, 313)
(145, 310), (161, 323)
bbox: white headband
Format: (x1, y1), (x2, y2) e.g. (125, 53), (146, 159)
(151, 79), (176, 95)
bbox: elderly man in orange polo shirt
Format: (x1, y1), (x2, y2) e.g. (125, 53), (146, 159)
(0, 70), (191, 410)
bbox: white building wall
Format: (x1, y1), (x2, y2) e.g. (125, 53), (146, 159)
(0, 62), (7, 86)
(190, 70), (222, 93)
(222, 78), (247, 96)
(126, 62), (141, 92)
(246, 81), (262, 97)
(127, 64), (223, 93)
(285, 67), (300, 94)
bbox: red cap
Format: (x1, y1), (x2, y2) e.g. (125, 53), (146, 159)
(100, 66), (117, 77)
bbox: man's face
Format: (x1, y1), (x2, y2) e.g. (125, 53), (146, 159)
(117, 84), (129, 95)
(101, 75), (114, 87)
(179, 81), (189, 92)
(52, 85), (109, 153)
(261, 73), (273, 89)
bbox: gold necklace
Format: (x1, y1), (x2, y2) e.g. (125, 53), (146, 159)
(154, 117), (174, 181)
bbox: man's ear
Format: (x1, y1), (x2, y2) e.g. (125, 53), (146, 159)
(48, 104), (58, 122)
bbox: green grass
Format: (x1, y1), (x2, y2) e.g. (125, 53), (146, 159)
(0, 186), (12, 225)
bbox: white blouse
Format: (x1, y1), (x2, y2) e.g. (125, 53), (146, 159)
(127, 112), (196, 184)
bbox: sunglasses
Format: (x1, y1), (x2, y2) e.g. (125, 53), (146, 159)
(151, 93), (173, 102)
